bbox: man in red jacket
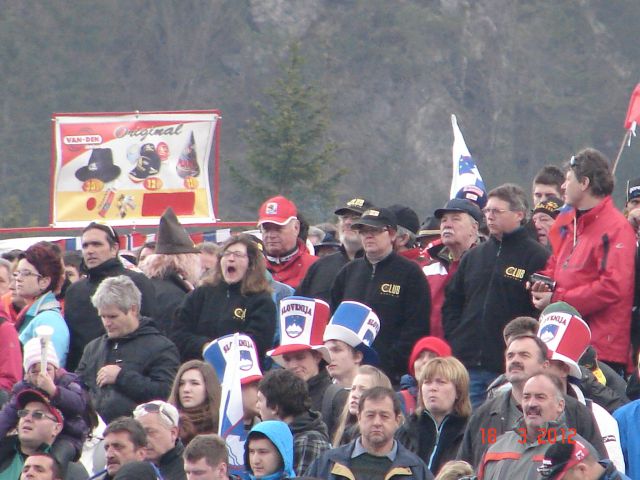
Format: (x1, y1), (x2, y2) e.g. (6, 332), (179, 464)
(531, 148), (636, 374)
(258, 195), (317, 289)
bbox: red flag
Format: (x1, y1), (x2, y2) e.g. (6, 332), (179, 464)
(624, 83), (640, 130)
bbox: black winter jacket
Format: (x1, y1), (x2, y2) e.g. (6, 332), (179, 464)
(76, 318), (179, 423)
(442, 228), (549, 373)
(149, 272), (192, 335)
(396, 411), (468, 475)
(331, 252), (431, 385)
(158, 441), (186, 480)
(171, 282), (276, 363)
(64, 258), (157, 371)
(456, 389), (607, 469)
(296, 247), (362, 303)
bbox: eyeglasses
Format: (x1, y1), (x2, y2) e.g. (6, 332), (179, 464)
(221, 250), (248, 259)
(357, 226), (389, 236)
(13, 270), (42, 279)
(133, 402), (177, 427)
(482, 208), (510, 216)
(17, 409), (57, 422)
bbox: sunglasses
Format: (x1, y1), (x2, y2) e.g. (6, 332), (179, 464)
(133, 402), (177, 427)
(18, 409), (58, 422)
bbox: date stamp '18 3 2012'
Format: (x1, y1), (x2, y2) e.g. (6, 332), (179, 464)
(480, 427), (577, 445)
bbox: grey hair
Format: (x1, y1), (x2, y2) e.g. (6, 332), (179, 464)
(396, 225), (417, 246)
(91, 275), (141, 314)
(0, 258), (12, 275)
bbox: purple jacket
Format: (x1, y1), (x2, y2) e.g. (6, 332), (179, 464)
(0, 370), (89, 452)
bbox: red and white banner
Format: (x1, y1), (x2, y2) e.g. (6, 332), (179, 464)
(51, 110), (220, 227)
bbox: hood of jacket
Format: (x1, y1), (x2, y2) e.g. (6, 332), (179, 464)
(244, 420), (295, 478)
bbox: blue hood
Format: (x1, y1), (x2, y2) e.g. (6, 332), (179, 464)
(244, 420), (295, 478)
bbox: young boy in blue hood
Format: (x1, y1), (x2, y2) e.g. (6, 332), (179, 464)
(244, 420), (295, 479)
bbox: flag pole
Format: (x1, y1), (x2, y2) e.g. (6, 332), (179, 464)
(612, 129), (632, 175)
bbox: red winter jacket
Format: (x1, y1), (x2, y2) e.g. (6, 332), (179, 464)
(266, 239), (318, 290)
(0, 317), (22, 392)
(542, 196), (636, 364)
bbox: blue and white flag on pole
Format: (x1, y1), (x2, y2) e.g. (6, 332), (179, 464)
(450, 114), (487, 208)
(203, 334), (247, 477)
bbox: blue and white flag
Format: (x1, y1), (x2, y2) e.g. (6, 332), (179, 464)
(450, 114), (487, 207)
(203, 334), (247, 477)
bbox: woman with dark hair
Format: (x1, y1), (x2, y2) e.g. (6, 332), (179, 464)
(171, 234), (276, 364)
(168, 360), (221, 446)
(396, 356), (471, 476)
(15, 241), (69, 366)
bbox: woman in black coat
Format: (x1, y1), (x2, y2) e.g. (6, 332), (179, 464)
(171, 235), (276, 364)
(396, 356), (471, 476)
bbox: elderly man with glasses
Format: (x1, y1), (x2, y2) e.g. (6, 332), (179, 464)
(443, 184), (549, 408)
(134, 401), (186, 480)
(331, 207), (431, 386)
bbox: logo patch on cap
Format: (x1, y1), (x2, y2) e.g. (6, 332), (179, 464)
(539, 324), (559, 343)
(265, 202), (278, 215)
(363, 209), (380, 217)
(239, 349), (253, 371)
(347, 198), (365, 208)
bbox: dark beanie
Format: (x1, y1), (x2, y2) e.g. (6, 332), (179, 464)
(113, 462), (159, 480)
(155, 207), (199, 254)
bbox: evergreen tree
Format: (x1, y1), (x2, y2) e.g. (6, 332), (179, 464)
(230, 43), (344, 222)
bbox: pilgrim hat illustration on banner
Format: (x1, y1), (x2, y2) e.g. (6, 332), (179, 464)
(323, 301), (380, 366)
(176, 132), (200, 178)
(75, 148), (121, 183)
(267, 296), (331, 366)
(203, 333), (263, 386)
(537, 301), (591, 379)
(129, 143), (161, 182)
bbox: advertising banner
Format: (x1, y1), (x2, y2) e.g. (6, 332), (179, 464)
(51, 110), (219, 227)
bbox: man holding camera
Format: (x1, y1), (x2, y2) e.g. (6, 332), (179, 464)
(443, 184), (549, 408)
(531, 149), (636, 375)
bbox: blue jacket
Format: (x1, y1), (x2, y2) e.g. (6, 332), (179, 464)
(244, 420), (295, 479)
(612, 399), (640, 479)
(307, 438), (434, 480)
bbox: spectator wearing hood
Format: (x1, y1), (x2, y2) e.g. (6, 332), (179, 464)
(244, 421), (296, 480)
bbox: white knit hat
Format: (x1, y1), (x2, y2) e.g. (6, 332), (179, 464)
(23, 337), (60, 372)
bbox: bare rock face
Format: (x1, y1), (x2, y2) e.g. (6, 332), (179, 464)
(249, 0), (320, 37)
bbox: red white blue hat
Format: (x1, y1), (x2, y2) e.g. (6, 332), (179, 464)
(267, 296), (330, 366)
(203, 333), (263, 385)
(538, 302), (591, 379)
(323, 301), (380, 366)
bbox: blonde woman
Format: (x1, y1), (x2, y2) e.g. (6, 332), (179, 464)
(396, 356), (471, 476)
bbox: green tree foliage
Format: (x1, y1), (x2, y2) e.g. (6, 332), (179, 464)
(230, 43), (343, 222)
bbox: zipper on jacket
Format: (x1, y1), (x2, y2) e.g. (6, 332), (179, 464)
(426, 412), (449, 471)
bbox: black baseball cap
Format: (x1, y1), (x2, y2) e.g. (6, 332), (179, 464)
(627, 177), (640, 203)
(434, 198), (483, 223)
(334, 197), (375, 216)
(352, 208), (397, 230)
(532, 197), (562, 219)
(387, 204), (420, 234)
(538, 441), (590, 480)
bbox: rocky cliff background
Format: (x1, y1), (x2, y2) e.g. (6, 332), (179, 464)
(2, 0), (640, 226)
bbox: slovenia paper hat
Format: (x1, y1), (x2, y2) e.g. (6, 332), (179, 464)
(323, 301), (380, 366)
(203, 333), (263, 385)
(538, 302), (591, 379)
(267, 296), (331, 366)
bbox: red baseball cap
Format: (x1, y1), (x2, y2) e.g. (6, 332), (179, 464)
(257, 195), (298, 226)
(16, 389), (64, 424)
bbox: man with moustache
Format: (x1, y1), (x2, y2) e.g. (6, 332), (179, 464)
(296, 197), (373, 302)
(423, 198), (482, 339)
(479, 373), (598, 480)
(457, 335), (605, 468)
(101, 417), (147, 479)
